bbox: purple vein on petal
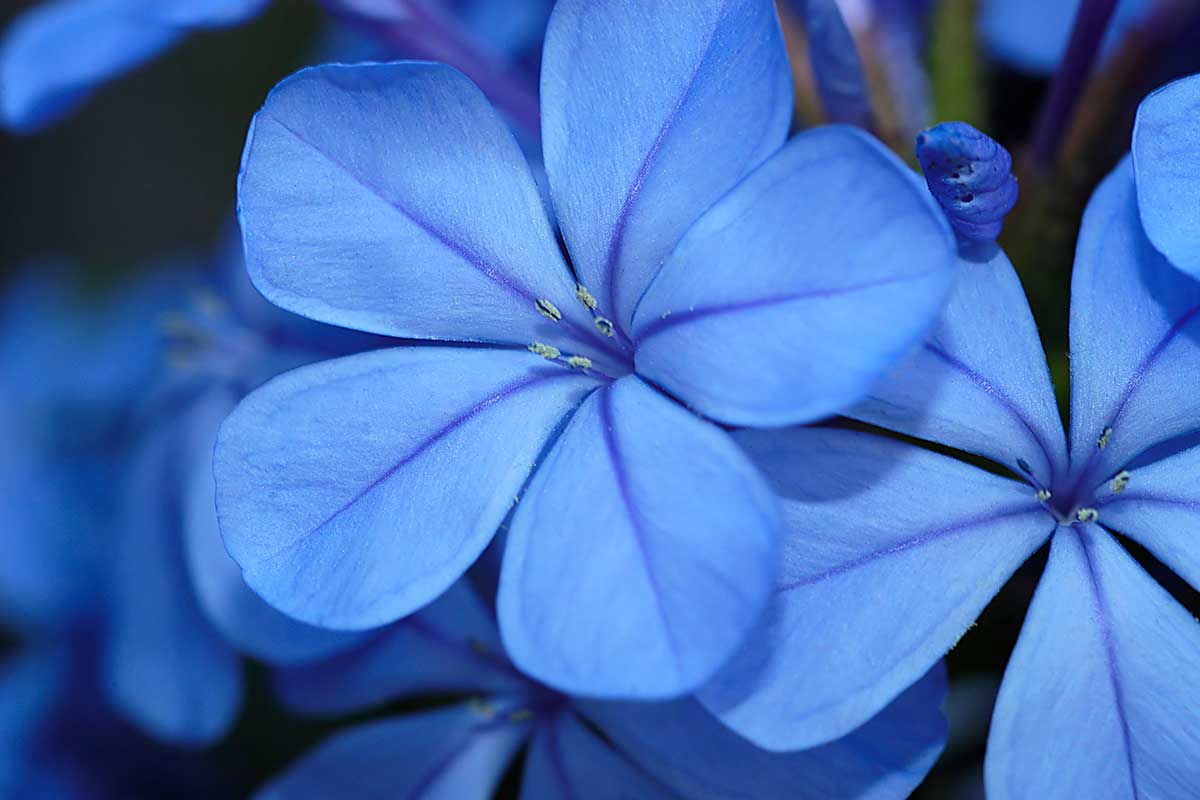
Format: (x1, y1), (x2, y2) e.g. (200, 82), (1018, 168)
(1076, 527), (1140, 799)
(1094, 491), (1200, 511)
(597, 387), (684, 675)
(634, 270), (937, 345)
(776, 504), (1047, 593)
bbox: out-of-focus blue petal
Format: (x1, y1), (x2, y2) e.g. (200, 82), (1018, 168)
(258, 703), (531, 800)
(633, 126), (956, 428)
(106, 413), (242, 745)
(979, 0), (1152, 75)
(788, 0), (873, 127)
(498, 376), (779, 699)
(1133, 74), (1200, 278)
(237, 62), (604, 354)
(275, 582), (530, 715)
(0, 645), (67, 795)
(985, 526), (1200, 797)
(0, 0), (268, 132)
(181, 388), (364, 666)
(916, 121), (1018, 242)
(1068, 159), (1200, 487)
(215, 347), (599, 630)
(851, 245), (1066, 488)
(541, 0), (793, 332)
(586, 665), (947, 799)
(701, 427), (1051, 749)
(518, 709), (675, 800)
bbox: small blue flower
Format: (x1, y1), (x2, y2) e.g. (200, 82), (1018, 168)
(215, 0), (958, 700)
(258, 580), (949, 799)
(978, 0), (1152, 74)
(697, 121), (1200, 793)
(916, 121), (1018, 243)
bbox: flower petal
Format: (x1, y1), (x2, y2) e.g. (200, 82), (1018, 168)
(700, 427), (1050, 748)
(633, 126), (956, 427)
(105, 416), (242, 745)
(215, 346), (599, 630)
(851, 243), (1066, 488)
(1068, 158), (1200, 486)
(978, 0), (1153, 75)
(584, 665), (946, 799)
(238, 63), (606, 355)
(541, 0), (793, 332)
(275, 582), (529, 716)
(1133, 74), (1200, 278)
(498, 376), (780, 698)
(985, 526), (1200, 798)
(181, 388), (365, 666)
(259, 703), (530, 800)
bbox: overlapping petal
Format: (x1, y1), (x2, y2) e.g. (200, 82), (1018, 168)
(1068, 159), (1200, 484)
(986, 526), (1200, 798)
(701, 427), (1051, 748)
(1133, 74), (1200, 278)
(215, 347), (599, 630)
(498, 376), (780, 698)
(258, 704), (531, 800)
(541, 0), (793, 332)
(633, 126), (956, 427)
(237, 63), (604, 355)
(852, 245), (1066, 487)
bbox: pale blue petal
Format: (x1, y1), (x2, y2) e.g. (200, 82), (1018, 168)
(586, 665), (947, 800)
(498, 376), (780, 698)
(851, 244), (1067, 488)
(106, 417), (242, 745)
(181, 388), (365, 666)
(979, 0), (1152, 74)
(701, 427), (1051, 748)
(237, 62), (612, 359)
(633, 126), (956, 427)
(541, 0), (793, 332)
(275, 582), (529, 715)
(788, 0), (873, 127)
(518, 710), (675, 800)
(1068, 158), (1200, 489)
(986, 526), (1200, 798)
(1133, 74), (1200, 278)
(258, 703), (530, 800)
(215, 347), (599, 630)
(0, 0), (268, 132)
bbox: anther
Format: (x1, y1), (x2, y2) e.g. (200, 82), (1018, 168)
(467, 697), (496, 720)
(1036, 489), (1052, 503)
(594, 317), (615, 337)
(1076, 507), (1099, 523)
(536, 298), (562, 322)
(528, 342), (561, 360)
(566, 355), (593, 370)
(1098, 427), (1113, 450)
(1111, 470), (1131, 493)
(508, 709), (533, 722)
(575, 284), (598, 310)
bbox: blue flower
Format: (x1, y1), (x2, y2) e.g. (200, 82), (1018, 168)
(916, 121), (1018, 243)
(695, 117), (1200, 793)
(215, 0), (958, 700)
(978, 0), (1152, 74)
(257, 579), (949, 799)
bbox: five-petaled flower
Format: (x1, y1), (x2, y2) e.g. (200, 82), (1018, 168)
(216, 0), (957, 700)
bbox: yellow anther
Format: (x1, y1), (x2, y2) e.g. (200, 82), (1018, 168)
(1098, 427), (1113, 450)
(1036, 489), (1052, 503)
(467, 697), (496, 720)
(575, 284), (598, 310)
(1112, 470), (1131, 493)
(566, 355), (592, 370)
(190, 288), (226, 317)
(1076, 508), (1099, 523)
(536, 298), (562, 322)
(508, 709), (534, 722)
(594, 317), (615, 337)
(528, 342), (561, 360)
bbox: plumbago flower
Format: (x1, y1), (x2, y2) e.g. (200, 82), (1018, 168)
(257, 580), (949, 799)
(0, 0), (551, 133)
(696, 132), (1200, 794)
(978, 0), (1151, 74)
(215, 0), (958, 699)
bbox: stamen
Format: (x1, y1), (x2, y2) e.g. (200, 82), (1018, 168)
(1036, 489), (1052, 503)
(1016, 458), (1033, 475)
(575, 284), (598, 310)
(467, 697), (496, 720)
(508, 709), (533, 722)
(536, 298), (562, 322)
(1097, 427), (1113, 450)
(566, 355), (593, 370)
(594, 317), (615, 337)
(527, 342), (561, 360)
(1076, 507), (1099, 523)
(1111, 470), (1131, 493)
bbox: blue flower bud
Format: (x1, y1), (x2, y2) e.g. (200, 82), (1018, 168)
(915, 121), (1018, 242)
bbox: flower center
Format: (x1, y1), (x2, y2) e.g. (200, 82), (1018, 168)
(527, 283), (637, 380)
